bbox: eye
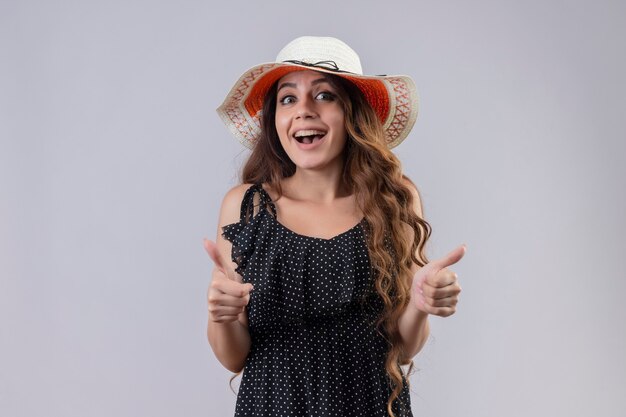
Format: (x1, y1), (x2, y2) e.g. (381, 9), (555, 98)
(316, 91), (335, 101)
(278, 95), (296, 105)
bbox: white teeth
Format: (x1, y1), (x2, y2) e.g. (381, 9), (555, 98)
(294, 130), (326, 137)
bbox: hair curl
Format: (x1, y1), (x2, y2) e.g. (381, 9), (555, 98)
(229, 71), (432, 417)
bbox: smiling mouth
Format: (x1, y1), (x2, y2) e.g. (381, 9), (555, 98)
(293, 130), (327, 144)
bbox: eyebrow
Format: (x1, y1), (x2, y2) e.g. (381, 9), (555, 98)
(277, 77), (330, 93)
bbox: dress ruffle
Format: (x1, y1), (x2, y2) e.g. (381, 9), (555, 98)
(221, 184), (373, 334)
(222, 212), (265, 277)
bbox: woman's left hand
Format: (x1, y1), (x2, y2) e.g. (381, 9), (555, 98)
(411, 244), (467, 317)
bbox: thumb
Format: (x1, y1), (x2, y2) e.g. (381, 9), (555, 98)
(203, 238), (240, 282)
(431, 244), (467, 270)
(203, 238), (226, 273)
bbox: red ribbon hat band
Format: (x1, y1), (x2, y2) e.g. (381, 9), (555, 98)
(216, 36), (419, 149)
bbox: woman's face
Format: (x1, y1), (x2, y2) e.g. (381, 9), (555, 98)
(274, 70), (347, 172)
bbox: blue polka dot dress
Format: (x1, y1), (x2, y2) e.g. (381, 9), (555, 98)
(222, 183), (413, 417)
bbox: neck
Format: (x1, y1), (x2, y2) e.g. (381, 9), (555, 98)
(282, 163), (350, 203)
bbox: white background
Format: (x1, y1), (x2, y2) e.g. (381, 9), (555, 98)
(1, 0), (625, 416)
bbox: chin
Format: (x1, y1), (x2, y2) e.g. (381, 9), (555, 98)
(292, 154), (344, 171)
(292, 158), (326, 171)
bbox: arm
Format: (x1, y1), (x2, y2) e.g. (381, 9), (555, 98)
(398, 179), (431, 363)
(207, 320), (251, 373)
(206, 184), (253, 373)
(398, 299), (430, 363)
(397, 179), (467, 364)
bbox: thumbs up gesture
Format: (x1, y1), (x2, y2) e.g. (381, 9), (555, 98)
(412, 244), (466, 317)
(204, 238), (254, 324)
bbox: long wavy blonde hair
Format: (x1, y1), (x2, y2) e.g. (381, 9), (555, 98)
(229, 71), (432, 417)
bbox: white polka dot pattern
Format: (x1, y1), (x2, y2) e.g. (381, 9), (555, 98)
(222, 184), (413, 417)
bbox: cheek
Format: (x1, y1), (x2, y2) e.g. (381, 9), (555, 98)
(326, 104), (346, 130)
(274, 112), (290, 141)
(329, 114), (347, 141)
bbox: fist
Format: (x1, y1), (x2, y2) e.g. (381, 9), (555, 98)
(412, 244), (466, 317)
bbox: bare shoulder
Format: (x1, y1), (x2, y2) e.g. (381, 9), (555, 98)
(218, 183), (256, 227)
(401, 176), (424, 218)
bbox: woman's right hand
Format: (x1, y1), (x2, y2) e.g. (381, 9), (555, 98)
(204, 238), (254, 324)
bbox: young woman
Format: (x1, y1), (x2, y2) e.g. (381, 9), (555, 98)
(204, 36), (466, 417)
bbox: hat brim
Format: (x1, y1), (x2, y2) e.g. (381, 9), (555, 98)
(216, 62), (418, 149)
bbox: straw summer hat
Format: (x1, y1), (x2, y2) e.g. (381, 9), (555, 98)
(216, 36), (419, 149)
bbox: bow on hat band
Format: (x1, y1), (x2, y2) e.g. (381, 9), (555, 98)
(282, 59), (387, 77)
(282, 59), (355, 74)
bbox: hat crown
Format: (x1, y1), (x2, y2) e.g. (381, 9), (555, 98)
(275, 36), (363, 75)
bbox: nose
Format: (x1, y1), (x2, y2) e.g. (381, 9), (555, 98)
(294, 95), (317, 119)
